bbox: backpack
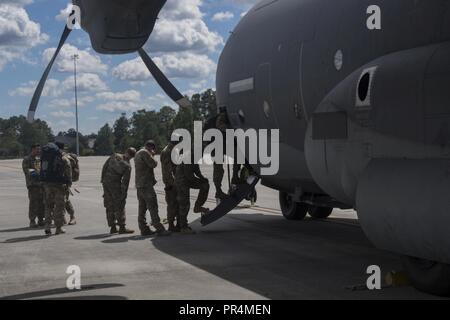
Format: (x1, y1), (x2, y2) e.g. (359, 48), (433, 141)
(40, 143), (68, 184)
(67, 153), (80, 183)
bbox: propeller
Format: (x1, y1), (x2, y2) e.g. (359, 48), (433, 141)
(138, 48), (192, 108)
(28, 28), (191, 123)
(27, 26), (72, 122)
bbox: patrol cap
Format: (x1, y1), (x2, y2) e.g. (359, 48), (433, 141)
(55, 142), (65, 150)
(145, 140), (156, 149)
(126, 147), (137, 158)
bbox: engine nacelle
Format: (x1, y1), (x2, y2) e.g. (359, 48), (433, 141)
(357, 159), (450, 264)
(73, 0), (166, 54)
(305, 41), (450, 263)
(305, 42), (450, 206)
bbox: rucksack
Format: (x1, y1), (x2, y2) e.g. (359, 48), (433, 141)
(67, 153), (80, 183)
(40, 143), (68, 184)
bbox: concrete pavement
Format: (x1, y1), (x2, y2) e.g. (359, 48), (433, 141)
(0, 157), (439, 299)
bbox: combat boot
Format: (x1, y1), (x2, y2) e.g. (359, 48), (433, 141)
(194, 206), (210, 215)
(110, 225), (118, 234)
(168, 222), (180, 233)
(45, 229), (52, 236)
(154, 223), (171, 236)
(180, 226), (196, 235)
(215, 190), (228, 200)
(55, 227), (66, 235)
(68, 217), (77, 225)
(29, 221), (38, 228)
(140, 227), (154, 237)
(119, 226), (135, 234)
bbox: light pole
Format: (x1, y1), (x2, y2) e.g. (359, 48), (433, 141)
(72, 54), (80, 156)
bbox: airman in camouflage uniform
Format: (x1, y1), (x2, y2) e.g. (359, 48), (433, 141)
(161, 141), (180, 232)
(211, 109), (242, 199)
(135, 140), (169, 236)
(101, 148), (137, 234)
(175, 152), (210, 234)
(43, 143), (72, 236)
(59, 148), (77, 226)
(64, 187), (76, 225)
(22, 144), (45, 228)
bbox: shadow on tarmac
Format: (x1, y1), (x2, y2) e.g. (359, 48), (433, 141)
(150, 213), (415, 299)
(3, 235), (49, 243)
(0, 227), (39, 233)
(0, 283), (125, 300)
(74, 234), (113, 240)
(102, 235), (155, 244)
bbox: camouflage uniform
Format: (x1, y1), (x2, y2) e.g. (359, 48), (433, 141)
(43, 155), (72, 231)
(62, 153), (76, 222)
(212, 111), (243, 196)
(175, 161), (210, 229)
(160, 144), (179, 226)
(101, 153), (132, 228)
(64, 187), (75, 220)
(134, 148), (163, 232)
(22, 154), (45, 224)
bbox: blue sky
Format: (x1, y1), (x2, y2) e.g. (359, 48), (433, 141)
(0, 0), (258, 134)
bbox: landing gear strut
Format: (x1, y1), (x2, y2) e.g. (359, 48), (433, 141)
(279, 192), (334, 221)
(279, 192), (308, 220)
(308, 206), (333, 220)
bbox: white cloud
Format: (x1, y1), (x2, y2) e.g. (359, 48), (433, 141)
(43, 44), (108, 74)
(212, 11), (234, 22)
(147, 0), (223, 53)
(111, 57), (150, 82)
(48, 99), (72, 109)
(0, 2), (48, 71)
(50, 110), (74, 118)
(62, 73), (108, 92)
(154, 52), (216, 78)
(9, 79), (62, 97)
(97, 101), (145, 113)
(112, 52), (216, 82)
(96, 90), (141, 102)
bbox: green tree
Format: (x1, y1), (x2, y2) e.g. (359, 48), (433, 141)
(113, 113), (132, 153)
(191, 89), (217, 122)
(130, 109), (161, 150)
(157, 106), (177, 145)
(0, 116), (53, 158)
(173, 106), (195, 135)
(94, 124), (115, 156)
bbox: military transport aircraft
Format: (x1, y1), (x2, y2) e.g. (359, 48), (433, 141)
(29, 0), (450, 296)
(213, 0), (450, 296)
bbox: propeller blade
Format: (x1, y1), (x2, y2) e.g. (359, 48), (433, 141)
(138, 48), (191, 108)
(27, 26), (72, 122)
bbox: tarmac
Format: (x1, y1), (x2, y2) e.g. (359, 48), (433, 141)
(0, 157), (441, 300)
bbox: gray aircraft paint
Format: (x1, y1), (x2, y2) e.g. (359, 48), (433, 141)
(216, 0), (450, 265)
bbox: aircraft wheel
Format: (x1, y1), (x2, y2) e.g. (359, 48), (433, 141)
(308, 206), (333, 220)
(279, 192), (308, 220)
(402, 256), (450, 296)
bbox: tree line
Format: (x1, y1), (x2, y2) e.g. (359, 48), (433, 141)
(0, 89), (217, 158)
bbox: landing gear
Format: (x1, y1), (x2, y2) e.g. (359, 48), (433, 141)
(308, 206), (333, 220)
(279, 192), (308, 220)
(402, 256), (450, 296)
